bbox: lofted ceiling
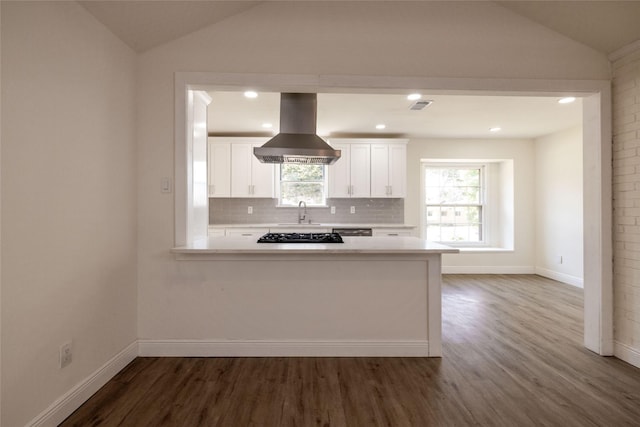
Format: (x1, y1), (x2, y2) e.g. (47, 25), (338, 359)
(79, 1), (640, 55)
(78, 1), (637, 139)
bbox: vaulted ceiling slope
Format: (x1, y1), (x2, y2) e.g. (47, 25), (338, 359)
(496, 1), (640, 55)
(80, 1), (640, 55)
(79, 1), (262, 52)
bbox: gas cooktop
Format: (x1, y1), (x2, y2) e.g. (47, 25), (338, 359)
(257, 232), (344, 244)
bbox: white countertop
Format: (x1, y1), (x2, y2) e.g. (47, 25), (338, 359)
(209, 223), (416, 229)
(172, 235), (458, 255)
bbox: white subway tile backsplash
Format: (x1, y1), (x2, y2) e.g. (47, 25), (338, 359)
(209, 198), (404, 225)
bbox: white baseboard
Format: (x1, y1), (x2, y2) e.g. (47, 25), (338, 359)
(614, 341), (640, 369)
(138, 339), (430, 357)
(27, 341), (138, 427)
(442, 265), (535, 274)
(535, 267), (584, 288)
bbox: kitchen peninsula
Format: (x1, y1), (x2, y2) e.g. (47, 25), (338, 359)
(167, 236), (457, 358)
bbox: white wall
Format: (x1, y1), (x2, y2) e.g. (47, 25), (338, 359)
(534, 126), (584, 287)
(407, 139), (535, 272)
(136, 1), (609, 343)
(0, 3), (3, 422)
(612, 47), (640, 367)
(1, 3), (137, 426)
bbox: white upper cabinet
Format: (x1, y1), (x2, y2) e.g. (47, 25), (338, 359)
(370, 142), (407, 198)
(208, 138), (230, 197)
(230, 142), (274, 198)
(328, 142), (371, 198)
(209, 137), (274, 198)
(329, 139), (406, 198)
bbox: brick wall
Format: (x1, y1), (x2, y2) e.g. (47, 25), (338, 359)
(612, 48), (640, 362)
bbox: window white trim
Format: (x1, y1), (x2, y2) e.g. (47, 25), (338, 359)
(423, 162), (488, 246)
(275, 164), (329, 207)
(421, 160), (513, 250)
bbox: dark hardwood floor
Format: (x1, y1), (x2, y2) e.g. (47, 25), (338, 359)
(60, 275), (640, 426)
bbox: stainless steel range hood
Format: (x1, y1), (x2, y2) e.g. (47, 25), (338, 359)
(253, 93), (341, 165)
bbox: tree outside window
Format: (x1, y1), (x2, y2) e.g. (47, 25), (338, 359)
(279, 164), (327, 206)
(425, 166), (484, 243)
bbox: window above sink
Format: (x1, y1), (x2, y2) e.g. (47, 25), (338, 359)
(277, 164), (328, 207)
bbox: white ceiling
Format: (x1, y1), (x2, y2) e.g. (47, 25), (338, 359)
(207, 91), (582, 140)
(78, 1), (632, 139)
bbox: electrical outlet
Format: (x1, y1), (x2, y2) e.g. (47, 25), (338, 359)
(350, 206), (356, 214)
(248, 206), (253, 214)
(330, 206), (336, 214)
(60, 341), (73, 369)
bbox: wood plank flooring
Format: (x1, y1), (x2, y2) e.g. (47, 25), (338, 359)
(60, 275), (640, 426)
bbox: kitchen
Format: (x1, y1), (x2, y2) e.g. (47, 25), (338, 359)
(174, 91), (459, 357)
(170, 85), (584, 358)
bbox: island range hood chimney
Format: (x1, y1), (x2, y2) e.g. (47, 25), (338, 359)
(253, 93), (341, 165)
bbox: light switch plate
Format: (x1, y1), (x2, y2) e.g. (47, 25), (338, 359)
(161, 177), (172, 193)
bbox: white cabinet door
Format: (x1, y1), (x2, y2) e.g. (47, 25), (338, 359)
(208, 139), (231, 197)
(328, 143), (370, 198)
(208, 227), (226, 237)
(231, 143), (252, 197)
(373, 227), (415, 237)
(250, 143), (275, 198)
(370, 144), (390, 197)
(370, 143), (406, 198)
(349, 144), (371, 197)
(230, 143), (274, 198)
(388, 143), (406, 197)
(225, 228), (269, 237)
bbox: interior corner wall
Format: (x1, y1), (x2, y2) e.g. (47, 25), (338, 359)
(612, 48), (640, 367)
(1, 3), (137, 426)
(534, 126), (584, 287)
(0, 2), (3, 423)
(406, 138), (535, 273)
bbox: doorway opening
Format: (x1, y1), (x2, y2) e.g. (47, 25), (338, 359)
(174, 73), (611, 356)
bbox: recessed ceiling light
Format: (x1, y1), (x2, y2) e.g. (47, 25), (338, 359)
(407, 93), (422, 101)
(490, 127), (502, 132)
(558, 97), (576, 104)
(244, 91), (258, 99)
(376, 124), (386, 130)
(261, 123), (273, 129)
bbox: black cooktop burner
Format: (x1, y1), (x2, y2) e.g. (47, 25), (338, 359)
(257, 232), (344, 244)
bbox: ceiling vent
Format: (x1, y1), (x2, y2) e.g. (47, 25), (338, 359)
(409, 100), (433, 111)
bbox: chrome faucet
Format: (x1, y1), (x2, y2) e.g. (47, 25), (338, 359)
(298, 200), (307, 224)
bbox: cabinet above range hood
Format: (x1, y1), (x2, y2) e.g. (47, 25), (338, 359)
(253, 93), (341, 165)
